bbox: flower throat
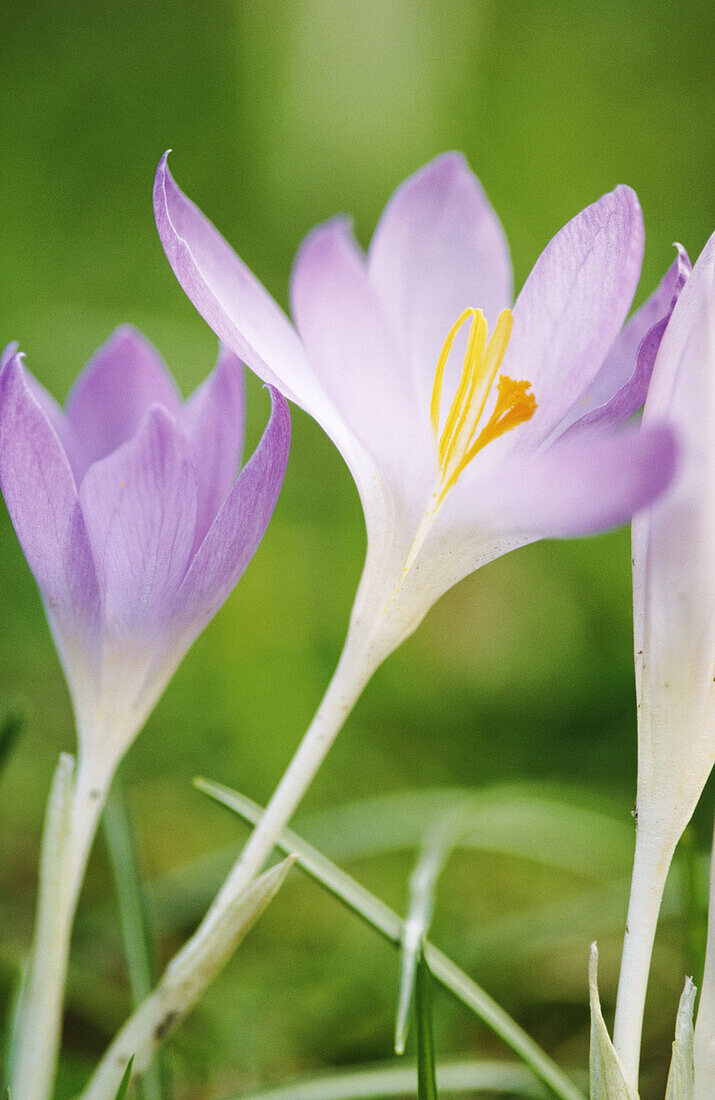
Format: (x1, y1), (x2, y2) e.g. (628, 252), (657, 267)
(429, 307), (536, 504)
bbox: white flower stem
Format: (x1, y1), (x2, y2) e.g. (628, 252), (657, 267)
(9, 748), (112, 1100)
(82, 627), (379, 1094)
(612, 825), (674, 1087)
(187, 625), (378, 940)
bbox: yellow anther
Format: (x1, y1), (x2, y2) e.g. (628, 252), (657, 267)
(429, 306), (535, 505)
(429, 308), (475, 436)
(469, 375), (536, 456)
(437, 310), (488, 468)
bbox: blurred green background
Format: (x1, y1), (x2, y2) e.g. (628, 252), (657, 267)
(0, 1), (712, 1097)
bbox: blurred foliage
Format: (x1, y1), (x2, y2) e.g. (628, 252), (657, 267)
(0, 2), (712, 1098)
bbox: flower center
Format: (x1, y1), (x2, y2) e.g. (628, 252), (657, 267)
(429, 307), (536, 504)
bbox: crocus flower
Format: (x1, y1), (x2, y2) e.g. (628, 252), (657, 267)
(613, 231), (714, 1084)
(154, 153), (680, 670)
(1, 328), (289, 1100)
(148, 153), (682, 935)
(0, 329), (290, 790)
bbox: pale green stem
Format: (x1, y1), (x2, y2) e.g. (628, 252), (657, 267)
(612, 825), (675, 1086)
(77, 857), (294, 1099)
(9, 748), (113, 1100)
(170, 628), (377, 955)
(81, 629), (378, 1095)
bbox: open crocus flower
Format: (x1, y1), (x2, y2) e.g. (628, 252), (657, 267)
(0, 328), (290, 787)
(155, 152), (681, 668)
(147, 153), (684, 944)
(612, 231), (714, 1085)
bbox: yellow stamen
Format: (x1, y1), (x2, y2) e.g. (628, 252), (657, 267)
(437, 310), (488, 468)
(429, 308), (475, 436)
(429, 306), (536, 506)
(469, 375), (536, 456)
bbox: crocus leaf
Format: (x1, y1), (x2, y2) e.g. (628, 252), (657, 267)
(113, 1056), (135, 1100)
(102, 772), (167, 1100)
(665, 977), (696, 1100)
(396, 797), (509, 1054)
(0, 710), (25, 778)
(229, 1058), (551, 1098)
(415, 947), (438, 1100)
(194, 778), (586, 1100)
(589, 944), (639, 1100)
(79, 857), (296, 1100)
(135, 784), (632, 941)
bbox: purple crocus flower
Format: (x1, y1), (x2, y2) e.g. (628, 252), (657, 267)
(154, 152), (682, 667)
(0, 329), (290, 782)
(612, 231), (714, 1084)
(142, 155), (685, 953)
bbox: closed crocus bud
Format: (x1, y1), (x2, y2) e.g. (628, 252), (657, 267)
(1, 329), (290, 1100)
(613, 232), (714, 1085)
(0, 329), (289, 795)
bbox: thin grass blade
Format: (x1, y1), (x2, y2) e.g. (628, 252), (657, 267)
(194, 778), (586, 1100)
(231, 1057), (552, 1098)
(416, 947), (438, 1099)
(80, 856), (295, 1100)
(114, 1056), (135, 1100)
(102, 771), (166, 1100)
(397, 798), (504, 1053)
(134, 785), (632, 940)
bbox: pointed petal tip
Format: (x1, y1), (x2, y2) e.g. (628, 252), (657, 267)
(672, 241), (692, 272)
(391, 151), (488, 210)
(0, 344), (23, 384)
(263, 383), (291, 445)
(99, 323), (157, 360)
(413, 150), (471, 185)
(294, 214), (355, 261)
(155, 149), (172, 185)
(1, 342), (21, 374)
(609, 185), (644, 249)
(153, 151), (182, 227)
(290, 216), (361, 314)
(141, 400), (182, 439)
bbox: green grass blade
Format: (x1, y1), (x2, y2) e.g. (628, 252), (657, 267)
(397, 798), (494, 1053)
(141, 784), (632, 939)
(113, 1056), (134, 1100)
(194, 778), (586, 1100)
(230, 1057), (551, 1098)
(122, 785), (630, 942)
(0, 710), (25, 779)
(395, 819), (450, 1055)
(80, 856), (296, 1100)
(102, 773), (166, 1100)
(416, 948), (438, 1100)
